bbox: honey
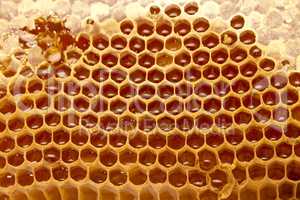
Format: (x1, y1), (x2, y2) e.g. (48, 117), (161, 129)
(0, 2), (300, 200)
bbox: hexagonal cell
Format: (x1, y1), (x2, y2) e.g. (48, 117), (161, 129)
(147, 37), (163, 53)
(80, 147), (97, 163)
(240, 30), (256, 44)
(156, 19), (172, 36)
(148, 167), (166, 184)
(158, 149), (176, 168)
(260, 184), (277, 200)
(211, 48), (228, 64)
(157, 52), (173, 67)
(148, 69), (164, 83)
(120, 19), (134, 35)
(109, 132), (127, 147)
(166, 68), (183, 83)
(218, 148), (234, 164)
(100, 148), (117, 167)
(169, 168), (187, 187)
(119, 148), (137, 165)
(198, 149), (217, 171)
(101, 52), (118, 68)
(158, 84), (174, 99)
(89, 166), (107, 184)
(157, 116), (175, 132)
(111, 35), (127, 50)
(175, 51), (191, 67)
(129, 167), (147, 185)
(268, 161), (285, 180)
(139, 149), (156, 166)
(248, 163), (266, 181)
(174, 20), (191, 36)
(83, 51), (100, 66)
(82, 82), (99, 98)
(109, 168), (127, 186)
(138, 115), (156, 132)
(110, 98), (127, 114)
(193, 17), (209, 32)
(165, 4), (181, 17)
(209, 169), (228, 189)
(221, 30), (237, 45)
(129, 68), (146, 83)
(129, 36), (145, 53)
(70, 166), (87, 181)
(178, 150), (195, 166)
(236, 146), (254, 162)
(148, 100), (165, 115)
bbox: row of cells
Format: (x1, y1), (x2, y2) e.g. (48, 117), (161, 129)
(0, 158), (300, 188)
(68, 45), (262, 70)
(1, 125), (300, 149)
(75, 26), (256, 54)
(2, 73), (299, 104)
(1, 130), (300, 166)
(1, 87), (299, 114)
(3, 183), (300, 200)
(0, 105), (300, 131)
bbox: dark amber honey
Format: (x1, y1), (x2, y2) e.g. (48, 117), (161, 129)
(0, 3), (300, 200)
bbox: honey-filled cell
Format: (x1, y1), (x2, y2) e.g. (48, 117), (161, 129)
(1, 3), (300, 200)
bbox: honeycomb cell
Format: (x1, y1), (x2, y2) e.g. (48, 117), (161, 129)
(28, 79), (43, 93)
(169, 168), (187, 187)
(187, 132), (204, 149)
(193, 17), (209, 32)
(70, 166), (87, 181)
(254, 107), (271, 123)
(230, 15), (245, 29)
(230, 47), (247, 62)
(281, 88), (298, 105)
(203, 65), (220, 80)
(166, 68), (183, 83)
(54, 95), (71, 111)
(198, 149), (217, 171)
(193, 50), (210, 66)
(184, 2), (198, 15)
(26, 148), (42, 162)
(185, 98), (201, 113)
(178, 150), (195, 166)
(157, 53), (173, 67)
(8, 152), (24, 166)
(245, 126), (263, 142)
(119, 115), (137, 131)
(83, 51), (100, 66)
(91, 98), (108, 112)
(175, 82), (193, 98)
(129, 99), (146, 113)
(120, 20), (134, 35)
(158, 84), (173, 99)
(174, 20), (191, 36)
(158, 116), (175, 132)
(221, 31), (237, 45)
(156, 20), (172, 36)
(0, 172), (15, 187)
(53, 128), (69, 145)
(211, 48), (228, 64)
(45, 112), (61, 126)
(17, 134), (33, 148)
(273, 107), (289, 122)
(62, 147), (79, 163)
(218, 148), (234, 164)
(271, 73), (288, 89)
(101, 84), (118, 98)
(9, 80), (26, 96)
(111, 35), (127, 50)
(52, 164), (68, 181)
(278, 181), (294, 200)
(147, 37), (163, 53)
(102, 53), (118, 68)
(158, 149), (176, 167)
(129, 69), (146, 83)
(259, 58), (275, 71)
(184, 36), (200, 51)
(249, 45), (262, 58)
(167, 133), (185, 150)
(149, 168), (166, 184)
(148, 69), (164, 83)
(138, 115), (156, 132)
(129, 167), (147, 185)
(202, 33), (219, 48)
(109, 132), (127, 147)
(8, 117), (24, 132)
(287, 160), (300, 181)
(34, 166), (50, 182)
(236, 146), (254, 162)
(268, 161), (285, 180)
(206, 131), (224, 148)
(120, 52), (136, 68)
(239, 30), (256, 44)
(203, 98), (221, 113)
(175, 51), (191, 67)
(222, 63), (239, 80)
(64, 80), (80, 96)
(71, 129), (88, 146)
(82, 82), (99, 98)
(89, 167), (107, 183)
(209, 169), (227, 189)
(165, 4), (181, 17)
(232, 78), (250, 94)
(289, 72), (300, 87)
(44, 147), (60, 162)
(166, 37), (182, 51)
(213, 80), (230, 96)
(139, 149), (156, 166)
(176, 115), (194, 131)
(199, 190), (218, 200)
(109, 168), (127, 186)
(284, 123), (300, 138)
(137, 19), (154, 36)
(100, 148), (117, 167)
(119, 148), (137, 165)
(232, 165), (246, 184)
(240, 61), (257, 77)
(260, 184), (277, 200)
(223, 96), (241, 111)
(248, 164), (265, 180)
(76, 33), (90, 51)
(196, 114), (213, 129)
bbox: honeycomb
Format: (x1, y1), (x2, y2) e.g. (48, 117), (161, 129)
(0, 2), (300, 200)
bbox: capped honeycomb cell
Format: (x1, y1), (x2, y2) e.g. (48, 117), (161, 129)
(1, 3), (300, 200)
